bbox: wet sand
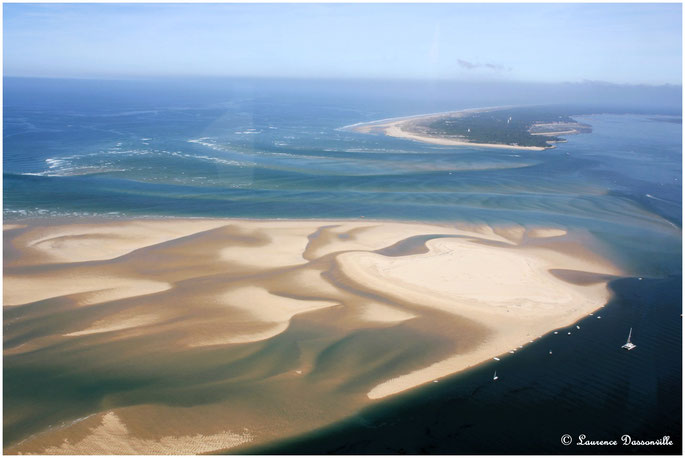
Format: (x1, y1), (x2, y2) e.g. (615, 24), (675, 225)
(4, 218), (620, 454)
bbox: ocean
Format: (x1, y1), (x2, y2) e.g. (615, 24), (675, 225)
(3, 76), (682, 453)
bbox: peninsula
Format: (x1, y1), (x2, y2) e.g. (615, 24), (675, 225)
(347, 106), (592, 150)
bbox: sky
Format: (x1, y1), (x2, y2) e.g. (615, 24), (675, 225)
(3, 3), (682, 85)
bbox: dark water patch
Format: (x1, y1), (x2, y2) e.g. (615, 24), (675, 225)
(5, 321), (303, 445)
(306, 325), (453, 394)
(311, 229), (523, 259)
(3, 355), (160, 447)
(649, 117), (682, 124)
(374, 234), (455, 257)
(303, 224), (340, 261)
(549, 269), (620, 285)
(467, 237), (519, 249)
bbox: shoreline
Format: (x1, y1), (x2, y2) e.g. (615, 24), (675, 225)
(4, 217), (621, 454)
(338, 105), (514, 132)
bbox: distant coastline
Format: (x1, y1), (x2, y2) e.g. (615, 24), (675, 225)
(345, 106), (592, 151)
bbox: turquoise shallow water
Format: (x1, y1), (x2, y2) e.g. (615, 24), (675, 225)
(3, 76), (682, 453)
(4, 78), (681, 276)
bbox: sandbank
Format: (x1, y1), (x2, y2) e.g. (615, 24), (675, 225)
(4, 218), (620, 454)
(347, 108), (548, 151)
(41, 412), (252, 455)
(383, 123), (547, 151)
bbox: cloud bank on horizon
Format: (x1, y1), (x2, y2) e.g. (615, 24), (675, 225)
(3, 3), (682, 86)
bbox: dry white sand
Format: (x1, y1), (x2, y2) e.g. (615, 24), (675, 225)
(336, 236), (619, 398)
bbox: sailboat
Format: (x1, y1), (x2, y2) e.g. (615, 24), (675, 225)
(621, 328), (637, 350)
(493, 371), (498, 381)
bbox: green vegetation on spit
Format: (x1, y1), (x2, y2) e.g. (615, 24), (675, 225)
(415, 106), (592, 148)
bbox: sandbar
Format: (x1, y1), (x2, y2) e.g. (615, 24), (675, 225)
(346, 108), (548, 151)
(4, 218), (620, 454)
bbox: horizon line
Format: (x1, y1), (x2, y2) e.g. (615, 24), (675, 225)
(3, 74), (682, 89)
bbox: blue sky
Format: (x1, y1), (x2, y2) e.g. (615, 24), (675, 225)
(3, 3), (682, 85)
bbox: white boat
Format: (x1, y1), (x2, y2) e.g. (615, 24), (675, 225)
(493, 371), (498, 381)
(621, 327), (637, 350)
(493, 357), (500, 361)
(554, 331), (558, 335)
(549, 350), (553, 355)
(576, 325), (581, 330)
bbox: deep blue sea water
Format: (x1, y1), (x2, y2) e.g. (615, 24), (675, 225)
(3, 77), (682, 453)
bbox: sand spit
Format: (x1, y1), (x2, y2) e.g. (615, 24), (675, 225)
(384, 123), (547, 151)
(348, 108), (547, 151)
(4, 219), (620, 454)
(527, 227), (568, 238)
(9, 219), (230, 265)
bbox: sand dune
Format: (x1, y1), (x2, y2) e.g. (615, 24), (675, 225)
(190, 286), (340, 346)
(64, 314), (161, 337)
(220, 225), (318, 269)
(3, 218), (620, 454)
(7, 219), (229, 264)
(4, 274), (171, 307)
